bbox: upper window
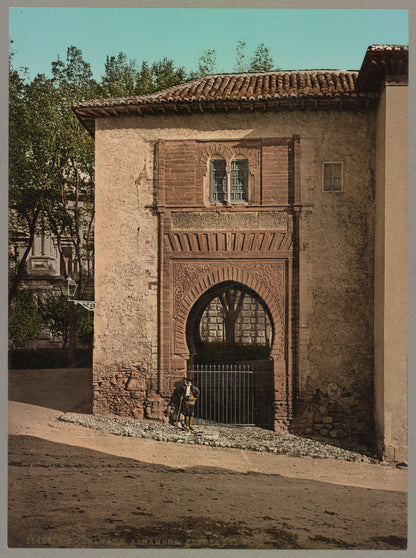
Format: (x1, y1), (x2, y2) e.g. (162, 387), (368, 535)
(323, 162), (343, 192)
(210, 156), (249, 204)
(210, 158), (227, 203)
(231, 159), (249, 202)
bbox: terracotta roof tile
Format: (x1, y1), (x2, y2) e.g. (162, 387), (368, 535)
(72, 45), (408, 136)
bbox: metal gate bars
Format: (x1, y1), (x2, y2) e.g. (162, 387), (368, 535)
(192, 364), (255, 426)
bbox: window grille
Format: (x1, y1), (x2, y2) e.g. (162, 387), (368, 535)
(210, 159), (227, 202)
(323, 162), (343, 192)
(231, 159), (248, 202)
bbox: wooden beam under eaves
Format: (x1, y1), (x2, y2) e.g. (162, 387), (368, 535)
(100, 108), (114, 117)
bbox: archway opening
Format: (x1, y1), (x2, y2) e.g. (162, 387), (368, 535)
(186, 281), (274, 428)
(186, 281), (274, 365)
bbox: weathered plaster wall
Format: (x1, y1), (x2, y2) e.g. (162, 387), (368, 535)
(374, 82), (408, 461)
(295, 111), (376, 444)
(94, 108), (376, 441)
(94, 127), (159, 416)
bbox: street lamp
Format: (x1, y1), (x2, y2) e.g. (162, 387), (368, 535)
(66, 277), (77, 301)
(52, 276), (95, 312)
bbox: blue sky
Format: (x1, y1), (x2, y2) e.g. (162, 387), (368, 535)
(9, 8), (409, 80)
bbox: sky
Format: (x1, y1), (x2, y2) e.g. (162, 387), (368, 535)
(9, 8), (409, 81)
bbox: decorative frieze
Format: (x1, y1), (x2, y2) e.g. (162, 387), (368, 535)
(164, 230), (292, 254)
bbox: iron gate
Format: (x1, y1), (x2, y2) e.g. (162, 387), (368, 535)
(192, 364), (255, 425)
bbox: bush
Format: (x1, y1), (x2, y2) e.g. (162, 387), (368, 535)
(8, 291), (43, 342)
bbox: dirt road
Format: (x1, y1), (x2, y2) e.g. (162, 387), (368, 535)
(8, 369), (407, 549)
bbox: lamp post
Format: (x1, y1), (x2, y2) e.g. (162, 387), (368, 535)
(66, 276), (77, 301)
(63, 276), (95, 312)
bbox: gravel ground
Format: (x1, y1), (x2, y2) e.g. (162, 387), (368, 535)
(59, 413), (380, 464)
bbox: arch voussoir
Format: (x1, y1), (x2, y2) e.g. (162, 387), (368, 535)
(176, 263), (285, 357)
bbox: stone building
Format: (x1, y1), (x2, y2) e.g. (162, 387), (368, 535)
(73, 45), (408, 460)
(9, 232), (80, 349)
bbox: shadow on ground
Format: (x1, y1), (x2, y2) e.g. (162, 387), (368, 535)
(8, 369), (93, 413)
(8, 435), (407, 550)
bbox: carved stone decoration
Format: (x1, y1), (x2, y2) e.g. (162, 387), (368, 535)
(172, 260), (286, 358)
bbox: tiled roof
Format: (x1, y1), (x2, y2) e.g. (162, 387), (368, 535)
(357, 44), (408, 91)
(72, 45), (408, 136)
(78, 70), (359, 107)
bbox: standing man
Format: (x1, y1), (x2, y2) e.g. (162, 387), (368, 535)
(181, 377), (200, 430)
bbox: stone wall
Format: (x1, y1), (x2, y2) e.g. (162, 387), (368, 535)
(200, 295), (271, 346)
(93, 108), (376, 443)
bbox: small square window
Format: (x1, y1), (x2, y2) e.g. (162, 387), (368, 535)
(322, 162), (343, 192)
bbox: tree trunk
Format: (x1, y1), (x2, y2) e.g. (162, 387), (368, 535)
(224, 314), (238, 346)
(8, 233), (35, 306)
(219, 289), (246, 346)
(67, 304), (80, 368)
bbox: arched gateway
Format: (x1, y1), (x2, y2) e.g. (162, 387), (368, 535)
(159, 257), (295, 432)
(185, 280), (276, 428)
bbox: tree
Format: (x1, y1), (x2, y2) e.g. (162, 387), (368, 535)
(101, 53), (188, 97)
(46, 46), (97, 366)
(249, 43), (274, 72)
(9, 45), (97, 365)
(40, 292), (70, 346)
(190, 49), (217, 78)
(101, 52), (139, 97)
(234, 40), (249, 73)
(150, 57), (187, 92)
(9, 68), (70, 305)
(76, 300), (94, 349)
(135, 60), (153, 94)
(218, 288), (246, 346)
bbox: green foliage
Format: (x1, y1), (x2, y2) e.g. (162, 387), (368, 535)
(249, 43), (274, 72)
(189, 49), (217, 78)
(40, 292), (70, 345)
(76, 293), (94, 349)
(100, 53), (187, 97)
(8, 45), (97, 305)
(150, 57), (187, 92)
(234, 40), (249, 72)
(39, 292), (94, 349)
(101, 52), (139, 97)
(8, 291), (43, 342)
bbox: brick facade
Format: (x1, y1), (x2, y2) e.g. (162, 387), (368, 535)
(155, 138), (297, 431)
